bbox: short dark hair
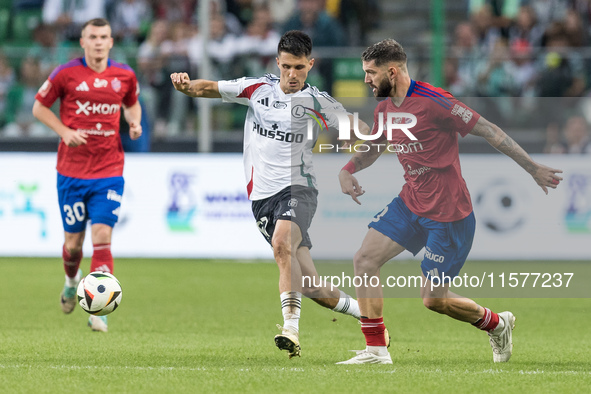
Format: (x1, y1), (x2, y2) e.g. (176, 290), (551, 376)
(81, 18), (111, 35)
(362, 39), (407, 67)
(278, 30), (312, 58)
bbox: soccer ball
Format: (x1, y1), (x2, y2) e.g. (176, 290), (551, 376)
(77, 272), (123, 316)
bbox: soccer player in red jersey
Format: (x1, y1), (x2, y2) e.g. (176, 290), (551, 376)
(32, 18), (142, 332)
(337, 39), (563, 364)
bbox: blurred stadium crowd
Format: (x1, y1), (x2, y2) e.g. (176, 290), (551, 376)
(0, 0), (589, 154)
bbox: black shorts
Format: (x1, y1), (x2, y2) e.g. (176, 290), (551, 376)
(251, 185), (318, 249)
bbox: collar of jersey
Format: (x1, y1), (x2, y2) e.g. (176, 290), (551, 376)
(81, 57), (112, 68)
(406, 79), (416, 97)
(277, 82), (310, 97)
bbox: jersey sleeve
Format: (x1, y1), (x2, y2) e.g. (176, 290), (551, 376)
(218, 77), (268, 106)
(122, 71), (139, 107)
(35, 66), (64, 107)
(439, 93), (480, 137)
(315, 92), (351, 130)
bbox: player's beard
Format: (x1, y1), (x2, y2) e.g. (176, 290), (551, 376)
(375, 77), (393, 100)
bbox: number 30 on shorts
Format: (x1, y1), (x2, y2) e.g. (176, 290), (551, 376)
(63, 202), (86, 225)
(372, 206), (389, 223)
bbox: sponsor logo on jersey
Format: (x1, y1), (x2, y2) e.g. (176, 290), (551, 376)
(76, 128), (116, 137)
(75, 81), (90, 91)
(451, 104), (473, 124)
(38, 80), (52, 97)
(273, 101), (288, 109)
(257, 97), (269, 107)
(253, 122), (304, 143)
(94, 78), (108, 88)
(391, 141), (424, 154)
(75, 100), (120, 116)
(288, 198), (298, 208)
(406, 164), (431, 177)
(111, 77), (121, 93)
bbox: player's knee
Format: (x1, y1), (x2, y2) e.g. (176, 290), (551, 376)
(272, 237), (292, 260)
(64, 244), (82, 255)
(353, 249), (377, 275)
(422, 297), (447, 314)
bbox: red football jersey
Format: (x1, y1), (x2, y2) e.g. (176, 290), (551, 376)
(371, 80), (480, 222)
(36, 57), (139, 179)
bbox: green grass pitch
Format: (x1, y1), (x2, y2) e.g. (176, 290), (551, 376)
(1, 258), (590, 393)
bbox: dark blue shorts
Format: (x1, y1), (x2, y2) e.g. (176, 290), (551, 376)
(57, 174), (124, 233)
(368, 197), (475, 283)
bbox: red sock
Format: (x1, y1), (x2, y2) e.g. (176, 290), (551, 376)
(360, 317), (387, 346)
(90, 243), (114, 273)
(472, 307), (500, 332)
(63, 244), (82, 278)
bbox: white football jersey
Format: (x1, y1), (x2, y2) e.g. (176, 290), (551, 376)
(218, 74), (347, 201)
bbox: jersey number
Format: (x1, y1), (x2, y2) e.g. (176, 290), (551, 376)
(64, 202), (86, 225)
(371, 206), (388, 223)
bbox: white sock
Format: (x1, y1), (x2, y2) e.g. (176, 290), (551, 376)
(280, 291), (301, 333)
(490, 316), (505, 335)
(65, 270), (81, 287)
(367, 346), (389, 356)
(332, 290), (361, 319)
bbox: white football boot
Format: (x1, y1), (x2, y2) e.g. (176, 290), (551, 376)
(88, 315), (108, 332)
(274, 325), (301, 359)
(488, 311), (515, 362)
(336, 349), (392, 365)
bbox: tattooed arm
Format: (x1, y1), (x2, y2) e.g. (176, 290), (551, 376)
(338, 138), (388, 204)
(470, 116), (563, 194)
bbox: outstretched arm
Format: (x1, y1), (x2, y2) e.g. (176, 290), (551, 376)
(170, 72), (221, 98)
(339, 138), (387, 204)
(470, 116), (563, 194)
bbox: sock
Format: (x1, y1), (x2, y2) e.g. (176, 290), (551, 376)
(361, 317), (387, 347)
(332, 290), (361, 319)
(90, 243), (114, 273)
(65, 269), (82, 288)
(472, 307), (502, 332)
(367, 345), (389, 356)
(62, 244), (82, 278)
(280, 291), (301, 333)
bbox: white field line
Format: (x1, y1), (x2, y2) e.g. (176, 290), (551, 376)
(0, 365), (590, 375)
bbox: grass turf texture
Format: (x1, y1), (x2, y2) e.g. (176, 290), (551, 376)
(1, 258), (590, 393)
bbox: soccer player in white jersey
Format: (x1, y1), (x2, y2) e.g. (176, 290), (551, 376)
(171, 30), (373, 359)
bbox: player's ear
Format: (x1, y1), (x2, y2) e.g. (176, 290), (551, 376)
(388, 65), (397, 81)
(276, 57), (280, 69)
(308, 57), (315, 70)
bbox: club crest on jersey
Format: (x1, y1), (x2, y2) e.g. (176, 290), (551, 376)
(111, 78), (122, 93)
(291, 105), (328, 132)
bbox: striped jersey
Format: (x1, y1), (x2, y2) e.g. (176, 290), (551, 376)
(371, 80), (481, 222)
(35, 57), (139, 179)
(218, 74), (346, 200)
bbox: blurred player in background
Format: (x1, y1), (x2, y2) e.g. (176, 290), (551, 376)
(171, 30), (370, 359)
(337, 39), (562, 364)
(32, 18), (142, 333)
